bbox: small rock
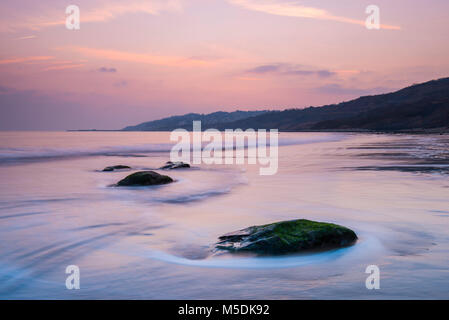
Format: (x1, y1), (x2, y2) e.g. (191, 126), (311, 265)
(102, 165), (131, 172)
(160, 161), (190, 170)
(215, 219), (357, 255)
(116, 171), (174, 186)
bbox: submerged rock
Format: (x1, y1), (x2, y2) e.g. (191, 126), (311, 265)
(215, 219), (357, 255)
(160, 161), (190, 170)
(116, 171), (173, 186)
(102, 165), (131, 172)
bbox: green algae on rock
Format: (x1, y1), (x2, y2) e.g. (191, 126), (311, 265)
(215, 219), (358, 255)
(160, 161), (191, 170)
(102, 165), (131, 172)
(116, 171), (173, 186)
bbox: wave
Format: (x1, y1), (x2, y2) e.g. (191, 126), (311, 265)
(0, 132), (348, 163)
(156, 187), (234, 204)
(106, 169), (247, 204)
(107, 184), (238, 204)
(276, 134), (347, 147)
(113, 235), (382, 269)
(0, 144), (174, 163)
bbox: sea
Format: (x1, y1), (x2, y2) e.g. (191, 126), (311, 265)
(0, 131), (448, 299)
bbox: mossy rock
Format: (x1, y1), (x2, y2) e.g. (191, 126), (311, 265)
(116, 171), (173, 186)
(103, 165), (131, 172)
(215, 219), (357, 255)
(160, 161), (191, 170)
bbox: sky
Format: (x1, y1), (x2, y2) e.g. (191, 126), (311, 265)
(0, 0), (448, 130)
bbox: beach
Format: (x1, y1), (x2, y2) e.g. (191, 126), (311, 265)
(0, 131), (448, 299)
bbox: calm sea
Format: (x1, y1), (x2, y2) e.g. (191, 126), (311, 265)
(0, 131), (448, 299)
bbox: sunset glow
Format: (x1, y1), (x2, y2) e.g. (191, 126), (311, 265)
(1, 0), (448, 130)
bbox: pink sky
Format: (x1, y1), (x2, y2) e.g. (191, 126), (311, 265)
(1, 0), (448, 130)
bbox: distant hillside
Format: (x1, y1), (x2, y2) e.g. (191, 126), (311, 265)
(123, 77), (449, 132)
(123, 110), (268, 131)
(312, 97), (449, 131)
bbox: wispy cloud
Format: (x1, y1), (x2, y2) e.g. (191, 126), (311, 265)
(315, 84), (392, 96)
(1, 0), (182, 32)
(98, 67), (117, 73)
(114, 80), (128, 87)
(50, 1), (181, 27)
(0, 56), (54, 65)
(71, 47), (212, 67)
(16, 35), (37, 40)
(247, 63), (336, 78)
(247, 65), (281, 74)
(0, 55), (88, 72)
(43, 63), (85, 72)
(229, 0), (400, 30)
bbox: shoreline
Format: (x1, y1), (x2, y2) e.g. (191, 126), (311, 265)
(66, 129), (449, 135)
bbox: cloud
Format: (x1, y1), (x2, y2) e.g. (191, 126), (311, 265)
(247, 64), (281, 74)
(43, 64), (85, 71)
(114, 80), (128, 87)
(0, 56), (86, 71)
(16, 35), (36, 40)
(247, 63), (335, 78)
(286, 69), (335, 78)
(70, 47), (211, 67)
(0, 56), (54, 65)
(0, 0), (183, 32)
(315, 84), (392, 96)
(229, 0), (400, 30)
(98, 67), (117, 73)
(69, 0), (182, 25)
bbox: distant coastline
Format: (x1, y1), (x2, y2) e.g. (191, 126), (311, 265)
(66, 128), (449, 134)
(66, 129), (121, 132)
(69, 77), (449, 134)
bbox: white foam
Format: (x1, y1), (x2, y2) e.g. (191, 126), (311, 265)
(114, 235), (383, 270)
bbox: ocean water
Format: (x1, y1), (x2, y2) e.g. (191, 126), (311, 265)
(0, 131), (448, 299)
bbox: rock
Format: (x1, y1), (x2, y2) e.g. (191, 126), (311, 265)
(116, 171), (174, 186)
(215, 219), (357, 255)
(160, 161), (190, 170)
(102, 165), (131, 172)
